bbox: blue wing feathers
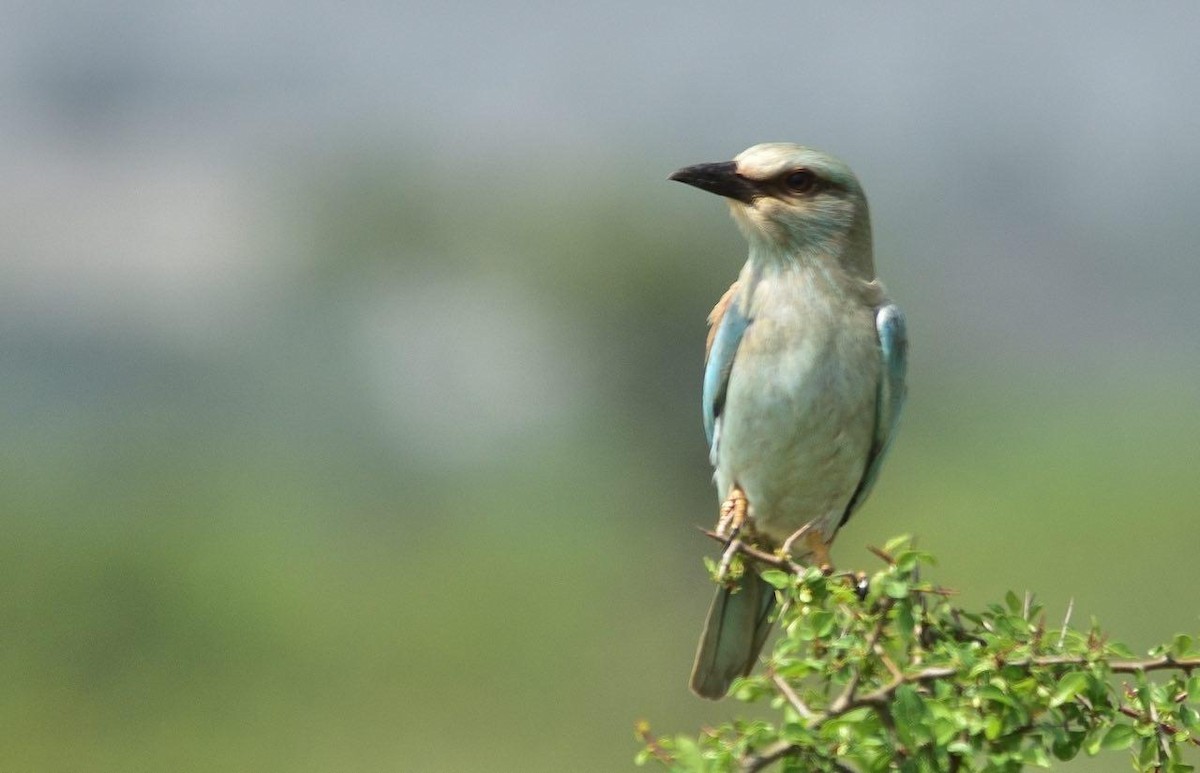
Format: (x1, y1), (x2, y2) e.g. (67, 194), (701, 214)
(840, 303), (907, 525)
(702, 301), (750, 449)
(878, 305), (908, 426)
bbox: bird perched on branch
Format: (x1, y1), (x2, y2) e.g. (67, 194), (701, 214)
(669, 143), (907, 699)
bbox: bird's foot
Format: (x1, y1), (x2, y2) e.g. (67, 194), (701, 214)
(715, 485), (749, 581)
(780, 523), (813, 559)
(781, 525), (834, 575)
(715, 486), (748, 540)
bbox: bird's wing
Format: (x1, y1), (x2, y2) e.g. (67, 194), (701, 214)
(703, 282), (749, 452)
(840, 303), (908, 526)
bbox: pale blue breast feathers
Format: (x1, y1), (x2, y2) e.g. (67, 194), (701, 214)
(703, 297), (907, 525)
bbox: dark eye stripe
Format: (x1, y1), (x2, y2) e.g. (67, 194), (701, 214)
(785, 170), (817, 193)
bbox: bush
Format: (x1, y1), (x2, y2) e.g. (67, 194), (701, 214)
(637, 537), (1200, 772)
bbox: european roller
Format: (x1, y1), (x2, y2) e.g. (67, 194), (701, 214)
(670, 143), (907, 699)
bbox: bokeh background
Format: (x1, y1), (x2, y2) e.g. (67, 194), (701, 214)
(3, 3), (1199, 771)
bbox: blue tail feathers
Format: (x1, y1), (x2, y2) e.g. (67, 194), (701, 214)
(689, 569), (776, 699)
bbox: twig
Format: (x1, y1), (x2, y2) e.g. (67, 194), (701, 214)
(867, 545), (895, 565)
(1058, 598), (1074, 650)
(700, 530), (955, 596)
(769, 670), (816, 721)
(877, 647), (905, 682)
(740, 740), (797, 773)
(863, 654), (1200, 693)
(820, 654), (1200, 725)
(851, 667), (959, 709)
(812, 651), (1200, 719)
(1147, 695), (1173, 764)
(829, 600), (893, 713)
(717, 536), (743, 580)
(700, 528), (801, 573)
(634, 721), (673, 765)
(1117, 703), (1200, 748)
(1030, 654), (1200, 674)
(740, 742), (853, 773)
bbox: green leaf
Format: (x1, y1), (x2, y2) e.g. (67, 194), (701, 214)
(1107, 641), (1136, 658)
(932, 717), (958, 746)
(978, 685), (1018, 709)
(1049, 672), (1089, 707)
(895, 549), (930, 573)
(882, 534), (912, 556)
(947, 741), (974, 756)
(759, 569), (792, 589)
(983, 713), (1004, 740)
(800, 565), (825, 582)
(1138, 736), (1160, 769)
(1021, 744), (1050, 767)
(808, 609), (836, 638)
(780, 722), (811, 745)
(968, 659), (995, 679)
(672, 736), (705, 768)
(1172, 634), (1194, 658)
(892, 685), (929, 747)
(1099, 724), (1136, 750)
(1005, 590), (1021, 613)
(894, 602), (916, 640)
(884, 579), (909, 599)
(1051, 729), (1086, 761)
(1188, 676), (1200, 704)
(730, 676), (770, 702)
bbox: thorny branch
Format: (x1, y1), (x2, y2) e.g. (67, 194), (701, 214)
(695, 537), (1200, 771)
(1116, 702), (1200, 748)
(741, 649), (1200, 769)
(700, 529), (956, 599)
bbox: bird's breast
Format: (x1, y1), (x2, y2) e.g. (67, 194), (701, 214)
(714, 285), (880, 545)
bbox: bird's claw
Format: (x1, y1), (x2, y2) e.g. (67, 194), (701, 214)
(714, 486), (750, 581)
(781, 524), (835, 574)
(780, 523), (813, 559)
(715, 486), (748, 539)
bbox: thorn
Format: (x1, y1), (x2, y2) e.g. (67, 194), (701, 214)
(867, 545), (895, 565)
(1058, 597), (1075, 650)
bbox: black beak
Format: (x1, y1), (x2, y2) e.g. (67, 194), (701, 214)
(668, 161), (757, 204)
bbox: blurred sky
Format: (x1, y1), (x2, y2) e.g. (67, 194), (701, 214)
(5, 3), (1200, 407)
(3, 3), (1199, 771)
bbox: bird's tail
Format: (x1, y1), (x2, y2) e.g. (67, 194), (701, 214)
(689, 568), (776, 699)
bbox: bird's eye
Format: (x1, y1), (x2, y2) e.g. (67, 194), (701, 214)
(784, 169), (819, 194)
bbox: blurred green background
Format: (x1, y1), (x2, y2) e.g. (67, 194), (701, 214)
(3, 3), (1199, 771)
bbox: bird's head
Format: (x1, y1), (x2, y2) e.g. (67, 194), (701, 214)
(670, 143), (873, 276)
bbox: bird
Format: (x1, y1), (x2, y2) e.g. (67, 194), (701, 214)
(669, 143), (907, 699)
